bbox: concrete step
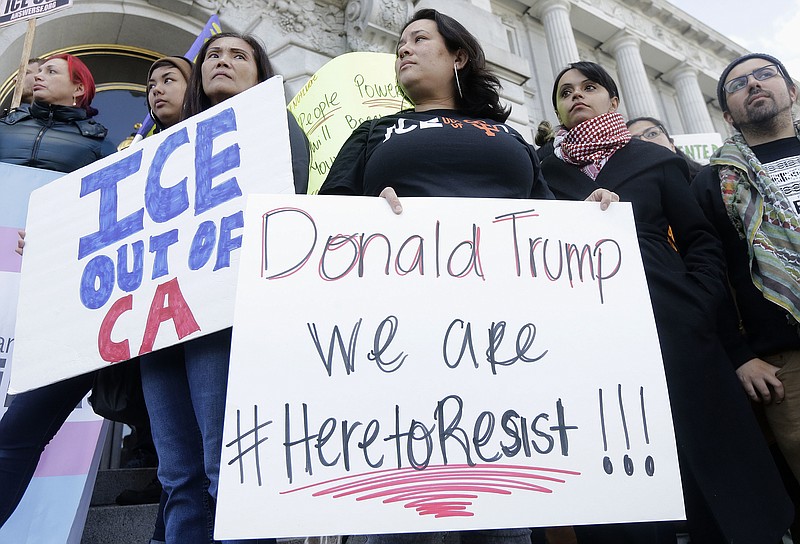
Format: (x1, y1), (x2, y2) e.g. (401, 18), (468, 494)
(91, 467), (159, 506)
(81, 503), (158, 544)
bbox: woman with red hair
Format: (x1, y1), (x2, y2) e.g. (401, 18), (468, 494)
(0, 53), (114, 171)
(0, 53), (115, 528)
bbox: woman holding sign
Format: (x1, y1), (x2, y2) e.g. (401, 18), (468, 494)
(139, 34), (308, 544)
(320, 9), (614, 544)
(542, 61), (792, 543)
(0, 54), (116, 527)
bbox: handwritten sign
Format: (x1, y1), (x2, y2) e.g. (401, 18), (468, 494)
(288, 52), (408, 194)
(672, 132), (723, 165)
(215, 195), (685, 539)
(11, 77), (295, 393)
(0, 0), (71, 27)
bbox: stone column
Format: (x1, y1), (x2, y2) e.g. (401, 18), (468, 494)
(603, 31), (659, 119)
(537, 0), (580, 75)
(665, 65), (715, 133)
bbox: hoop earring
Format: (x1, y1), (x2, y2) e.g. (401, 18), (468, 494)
(454, 63), (463, 100)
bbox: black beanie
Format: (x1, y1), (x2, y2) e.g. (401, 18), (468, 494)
(717, 53), (792, 112)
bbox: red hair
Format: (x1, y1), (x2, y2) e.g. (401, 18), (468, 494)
(45, 53), (97, 113)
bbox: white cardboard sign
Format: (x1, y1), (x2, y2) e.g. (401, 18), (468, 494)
(12, 77), (295, 392)
(216, 195), (685, 539)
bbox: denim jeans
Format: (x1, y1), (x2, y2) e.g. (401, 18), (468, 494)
(0, 372), (95, 526)
(141, 329), (274, 544)
(364, 529), (531, 544)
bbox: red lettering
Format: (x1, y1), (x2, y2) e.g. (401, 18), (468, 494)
(139, 277), (201, 355)
(98, 294), (133, 362)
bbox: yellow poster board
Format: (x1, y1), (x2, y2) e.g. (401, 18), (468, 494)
(289, 52), (409, 194)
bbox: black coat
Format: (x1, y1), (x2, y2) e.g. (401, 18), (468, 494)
(542, 139), (792, 542)
(0, 101), (115, 173)
(692, 165), (800, 366)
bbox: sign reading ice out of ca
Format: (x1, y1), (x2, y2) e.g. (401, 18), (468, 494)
(214, 195), (685, 539)
(0, 0), (71, 27)
(11, 77), (295, 393)
(288, 52), (408, 194)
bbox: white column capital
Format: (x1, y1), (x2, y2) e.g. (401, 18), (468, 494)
(535, 0), (573, 18)
(536, 0), (579, 75)
(602, 30), (659, 120)
(602, 30), (640, 56)
(662, 62), (715, 133)
(662, 64), (698, 86)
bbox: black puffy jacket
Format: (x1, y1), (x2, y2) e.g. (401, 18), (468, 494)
(0, 101), (116, 173)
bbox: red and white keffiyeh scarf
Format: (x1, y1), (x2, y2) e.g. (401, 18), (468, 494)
(553, 112), (631, 180)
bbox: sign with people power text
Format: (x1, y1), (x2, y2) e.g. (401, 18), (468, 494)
(12, 76), (295, 393)
(0, 0), (72, 27)
(215, 195), (685, 539)
(288, 52), (407, 194)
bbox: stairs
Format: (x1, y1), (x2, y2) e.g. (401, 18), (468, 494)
(81, 467), (159, 544)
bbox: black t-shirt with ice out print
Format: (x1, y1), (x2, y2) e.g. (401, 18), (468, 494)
(320, 109), (553, 200)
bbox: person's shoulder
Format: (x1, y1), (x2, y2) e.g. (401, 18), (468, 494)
(74, 117), (109, 140)
(691, 163), (719, 190)
(0, 106), (33, 125)
(623, 138), (685, 167)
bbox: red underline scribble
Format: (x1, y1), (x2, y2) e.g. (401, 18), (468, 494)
(281, 463), (580, 518)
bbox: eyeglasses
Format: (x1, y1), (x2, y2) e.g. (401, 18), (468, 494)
(723, 64), (781, 94)
(632, 125), (666, 141)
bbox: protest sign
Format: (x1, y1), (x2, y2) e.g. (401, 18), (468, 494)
(288, 52), (408, 194)
(0, 0), (71, 27)
(12, 76), (296, 393)
(0, 162), (105, 544)
(672, 132), (723, 165)
(215, 195), (684, 539)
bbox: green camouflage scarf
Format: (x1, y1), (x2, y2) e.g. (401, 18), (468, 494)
(711, 129), (800, 324)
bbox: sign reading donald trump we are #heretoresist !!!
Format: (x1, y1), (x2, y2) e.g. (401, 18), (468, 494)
(215, 194), (685, 539)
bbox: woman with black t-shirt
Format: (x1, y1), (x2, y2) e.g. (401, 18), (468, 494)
(320, 9), (615, 544)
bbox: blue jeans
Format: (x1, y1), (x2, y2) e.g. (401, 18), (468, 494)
(364, 529), (531, 544)
(0, 372), (95, 526)
(141, 330), (274, 544)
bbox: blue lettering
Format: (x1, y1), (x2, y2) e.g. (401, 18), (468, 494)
(117, 241), (144, 292)
(194, 108), (242, 216)
(78, 151), (145, 259)
(214, 211), (244, 271)
(80, 254), (115, 309)
(189, 221), (216, 271)
(146, 128), (190, 223)
(149, 229), (179, 279)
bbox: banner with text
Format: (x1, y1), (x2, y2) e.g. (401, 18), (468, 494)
(288, 52), (407, 194)
(215, 195), (684, 539)
(672, 132), (723, 165)
(0, 0), (71, 27)
(12, 77), (295, 392)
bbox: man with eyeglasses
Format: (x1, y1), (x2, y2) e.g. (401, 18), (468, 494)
(692, 53), (800, 503)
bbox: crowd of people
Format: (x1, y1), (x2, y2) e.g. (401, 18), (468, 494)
(0, 7), (799, 544)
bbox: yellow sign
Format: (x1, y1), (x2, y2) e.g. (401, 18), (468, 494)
(289, 52), (409, 194)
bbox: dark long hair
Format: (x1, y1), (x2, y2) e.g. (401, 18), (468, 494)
(551, 61), (620, 112)
(400, 9), (509, 122)
(182, 32), (275, 119)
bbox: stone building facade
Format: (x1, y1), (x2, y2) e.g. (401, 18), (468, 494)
(0, 0), (750, 144)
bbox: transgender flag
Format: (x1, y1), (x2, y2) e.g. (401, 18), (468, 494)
(0, 163), (107, 544)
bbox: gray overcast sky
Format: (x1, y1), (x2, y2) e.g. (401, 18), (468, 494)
(665, 0), (800, 81)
